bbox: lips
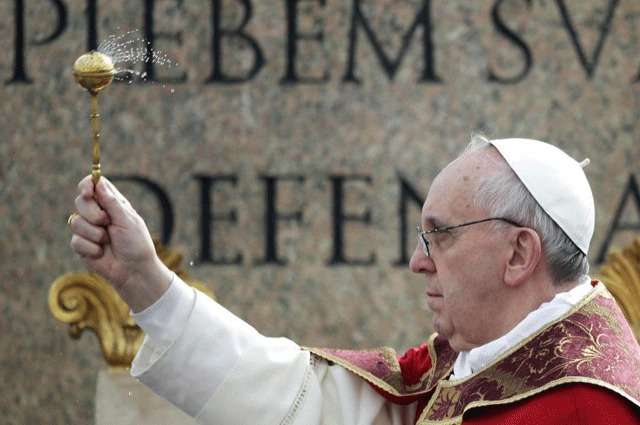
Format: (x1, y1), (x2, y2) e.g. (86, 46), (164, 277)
(425, 291), (443, 311)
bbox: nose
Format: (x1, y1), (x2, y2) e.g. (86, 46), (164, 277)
(409, 244), (436, 274)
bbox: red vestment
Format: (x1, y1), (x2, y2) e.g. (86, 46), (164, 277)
(309, 283), (640, 424)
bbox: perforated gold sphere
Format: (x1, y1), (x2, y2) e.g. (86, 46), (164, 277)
(73, 51), (115, 94)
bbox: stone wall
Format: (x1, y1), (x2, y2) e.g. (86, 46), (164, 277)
(1, 0), (639, 423)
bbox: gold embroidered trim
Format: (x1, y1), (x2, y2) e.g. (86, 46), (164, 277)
(417, 282), (640, 423)
(309, 281), (639, 424)
(306, 332), (456, 398)
(304, 347), (404, 396)
(402, 334), (441, 393)
(416, 376), (640, 424)
(442, 282), (605, 388)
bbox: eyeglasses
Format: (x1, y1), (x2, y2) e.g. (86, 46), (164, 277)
(416, 217), (521, 257)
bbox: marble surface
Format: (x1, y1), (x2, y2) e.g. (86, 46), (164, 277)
(1, 1), (640, 423)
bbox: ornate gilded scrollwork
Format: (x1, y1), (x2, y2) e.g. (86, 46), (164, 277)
(597, 238), (640, 341)
(49, 240), (214, 368)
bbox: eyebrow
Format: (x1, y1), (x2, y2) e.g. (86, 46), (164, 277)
(422, 214), (447, 230)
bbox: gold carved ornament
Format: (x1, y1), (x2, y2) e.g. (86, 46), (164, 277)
(596, 237), (640, 341)
(49, 240), (214, 368)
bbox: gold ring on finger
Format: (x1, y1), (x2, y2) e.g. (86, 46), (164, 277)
(67, 212), (80, 227)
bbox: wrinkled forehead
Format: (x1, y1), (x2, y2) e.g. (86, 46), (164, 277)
(422, 150), (500, 226)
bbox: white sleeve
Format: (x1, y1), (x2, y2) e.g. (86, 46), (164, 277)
(130, 275), (416, 425)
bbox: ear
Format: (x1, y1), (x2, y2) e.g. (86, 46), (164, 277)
(504, 228), (542, 288)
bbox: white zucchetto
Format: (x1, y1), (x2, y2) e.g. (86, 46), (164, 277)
(489, 138), (595, 255)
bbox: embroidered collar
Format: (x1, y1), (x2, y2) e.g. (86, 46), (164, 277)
(451, 277), (594, 380)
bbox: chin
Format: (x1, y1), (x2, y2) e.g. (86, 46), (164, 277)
(434, 322), (462, 351)
(433, 318), (452, 339)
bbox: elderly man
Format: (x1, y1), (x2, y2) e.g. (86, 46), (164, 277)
(69, 136), (640, 424)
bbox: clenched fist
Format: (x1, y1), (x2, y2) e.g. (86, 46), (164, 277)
(69, 176), (172, 312)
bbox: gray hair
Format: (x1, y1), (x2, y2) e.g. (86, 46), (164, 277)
(462, 134), (589, 285)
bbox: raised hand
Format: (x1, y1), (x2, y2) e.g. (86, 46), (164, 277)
(69, 176), (172, 312)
